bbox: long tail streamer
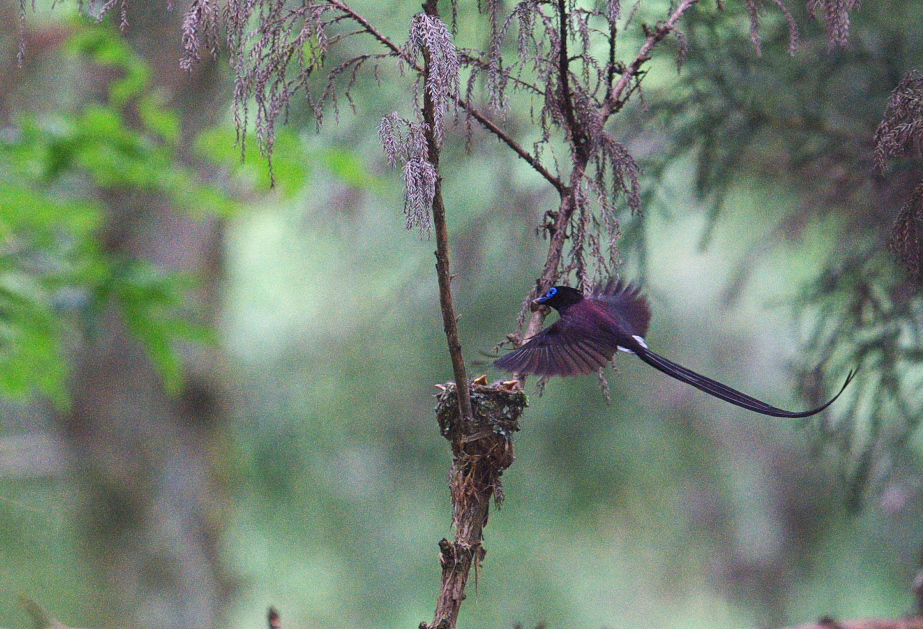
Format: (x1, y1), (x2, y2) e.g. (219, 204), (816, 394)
(636, 348), (855, 418)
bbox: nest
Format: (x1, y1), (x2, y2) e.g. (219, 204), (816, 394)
(435, 379), (527, 515)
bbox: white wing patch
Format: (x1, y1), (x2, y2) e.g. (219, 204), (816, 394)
(618, 336), (648, 355)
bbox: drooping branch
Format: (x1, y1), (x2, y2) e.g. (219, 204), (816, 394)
(327, 0), (564, 193)
(517, 0), (701, 347)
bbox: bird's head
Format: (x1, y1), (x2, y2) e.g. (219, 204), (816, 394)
(531, 285), (584, 312)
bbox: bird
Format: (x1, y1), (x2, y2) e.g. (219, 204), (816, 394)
(494, 279), (855, 418)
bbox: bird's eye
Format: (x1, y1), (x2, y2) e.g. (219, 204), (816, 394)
(546, 287), (558, 298)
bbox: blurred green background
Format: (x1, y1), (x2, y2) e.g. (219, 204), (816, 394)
(0, 1), (921, 628)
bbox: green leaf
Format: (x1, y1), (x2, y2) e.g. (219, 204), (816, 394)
(196, 126), (313, 198)
(0, 278), (68, 406)
(323, 147), (378, 189)
(0, 21), (243, 404)
(138, 94), (181, 144)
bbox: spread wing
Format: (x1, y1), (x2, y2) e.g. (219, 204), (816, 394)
(496, 278), (855, 416)
(495, 280), (651, 377)
(590, 279), (651, 338)
(494, 314), (622, 377)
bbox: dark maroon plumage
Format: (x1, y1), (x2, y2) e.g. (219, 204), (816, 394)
(495, 279), (854, 418)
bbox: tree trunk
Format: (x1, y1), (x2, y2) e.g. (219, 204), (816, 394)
(62, 4), (232, 628)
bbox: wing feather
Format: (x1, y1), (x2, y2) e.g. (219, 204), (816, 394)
(591, 280), (651, 338)
(495, 311), (623, 377)
(572, 340), (608, 372)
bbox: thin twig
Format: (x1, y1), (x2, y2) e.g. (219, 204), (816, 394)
(602, 0), (700, 117)
(463, 103), (565, 194)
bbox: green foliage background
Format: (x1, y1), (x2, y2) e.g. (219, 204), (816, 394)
(1, 2), (922, 629)
(0, 23), (233, 402)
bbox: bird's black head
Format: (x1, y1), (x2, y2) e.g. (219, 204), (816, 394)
(533, 285), (584, 312)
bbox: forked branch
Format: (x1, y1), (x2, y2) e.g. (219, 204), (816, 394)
(328, 0), (564, 193)
(519, 0), (701, 345)
(602, 0), (700, 116)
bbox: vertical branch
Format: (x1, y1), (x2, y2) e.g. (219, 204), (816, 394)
(415, 3), (520, 628)
(427, 381), (526, 629)
(519, 168), (583, 346)
(606, 16), (618, 94)
(421, 0), (472, 423)
(514, 0), (589, 348)
(556, 0), (587, 156)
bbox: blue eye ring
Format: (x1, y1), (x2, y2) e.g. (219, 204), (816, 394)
(536, 286), (558, 304)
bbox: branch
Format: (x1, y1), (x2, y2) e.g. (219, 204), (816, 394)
(327, 0), (564, 193)
(462, 104), (565, 195)
(412, 1), (500, 622)
(519, 185), (581, 343)
(516, 0), (700, 348)
(418, 1), (472, 423)
(556, 0), (588, 156)
(327, 0), (407, 59)
(510, 0), (602, 351)
(427, 379), (526, 629)
(602, 0), (700, 118)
